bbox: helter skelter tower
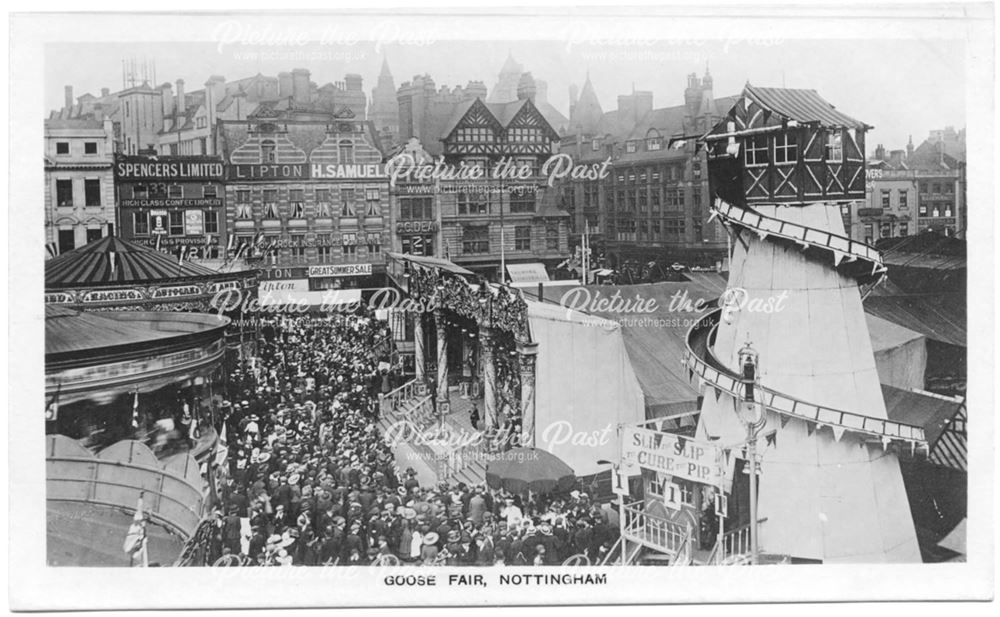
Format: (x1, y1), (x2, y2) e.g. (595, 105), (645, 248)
(684, 85), (925, 562)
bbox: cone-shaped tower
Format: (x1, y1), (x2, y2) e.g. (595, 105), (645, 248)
(688, 85), (923, 563)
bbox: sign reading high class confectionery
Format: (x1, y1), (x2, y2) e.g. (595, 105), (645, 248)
(307, 263), (373, 278)
(621, 425), (723, 484)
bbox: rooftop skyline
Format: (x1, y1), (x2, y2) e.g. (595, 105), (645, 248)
(46, 38), (966, 152)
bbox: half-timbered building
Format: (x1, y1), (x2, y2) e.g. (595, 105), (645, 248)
(705, 84), (871, 209)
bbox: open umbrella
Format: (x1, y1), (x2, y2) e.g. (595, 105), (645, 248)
(485, 447), (575, 495)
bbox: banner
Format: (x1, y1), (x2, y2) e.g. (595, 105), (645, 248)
(620, 425), (723, 485)
(307, 263), (373, 278)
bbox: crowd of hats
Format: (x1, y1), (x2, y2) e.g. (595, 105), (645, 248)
(201, 314), (619, 566)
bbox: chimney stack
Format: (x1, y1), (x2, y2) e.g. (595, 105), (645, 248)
(101, 87), (110, 98)
(278, 72), (293, 98)
(292, 68), (310, 104)
(160, 82), (174, 117)
(64, 85), (73, 110)
(176, 79), (186, 112)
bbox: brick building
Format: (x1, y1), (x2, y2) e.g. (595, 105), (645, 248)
(216, 102), (389, 293)
(557, 69), (736, 268)
(394, 73), (569, 280)
(44, 116), (116, 254)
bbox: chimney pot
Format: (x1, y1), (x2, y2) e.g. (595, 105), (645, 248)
(64, 85), (73, 110)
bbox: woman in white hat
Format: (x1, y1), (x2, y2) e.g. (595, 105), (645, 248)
(420, 531), (439, 565)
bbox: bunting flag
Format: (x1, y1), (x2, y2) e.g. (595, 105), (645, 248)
(132, 390), (140, 429)
(712, 388), (722, 402)
(831, 426), (846, 442)
(109, 250), (117, 275)
(806, 421), (816, 437)
(764, 430), (777, 448)
(123, 495), (148, 566)
(45, 384), (61, 422)
(832, 250), (845, 267)
(779, 415), (790, 429)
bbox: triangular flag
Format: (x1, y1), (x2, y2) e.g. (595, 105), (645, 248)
(707, 210), (719, 223)
(764, 430), (777, 448)
(832, 251), (845, 267)
(779, 415), (790, 429)
(713, 388), (722, 402)
(831, 426), (846, 442)
(806, 421), (816, 437)
(756, 229), (769, 241)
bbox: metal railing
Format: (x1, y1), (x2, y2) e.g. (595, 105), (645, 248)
(622, 501), (690, 556)
(379, 378), (420, 416)
(684, 308), (927, 446)
(47, 456), (204, 540)
(706, 524), (753, 565)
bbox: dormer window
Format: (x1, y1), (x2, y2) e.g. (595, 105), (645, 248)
(745, 137), (769, 166)
(774, 133), (798, 164)
(591, 139), (600, 151)
(261, 139), (276, 164)
(626, 141), (637, 154)
(647, 138), (662, 151)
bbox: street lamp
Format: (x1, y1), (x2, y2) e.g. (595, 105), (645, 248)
(737, 341), (766, 565)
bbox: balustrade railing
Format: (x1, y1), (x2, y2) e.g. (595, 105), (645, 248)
(706, 524), (753, 565)
(379, 378), (419, 416)
(622, 501), (690, 556)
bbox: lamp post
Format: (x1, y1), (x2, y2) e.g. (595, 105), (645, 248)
(737, 341), (765, 565)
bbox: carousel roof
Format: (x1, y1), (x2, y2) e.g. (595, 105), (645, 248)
(45, 236), (218, 289)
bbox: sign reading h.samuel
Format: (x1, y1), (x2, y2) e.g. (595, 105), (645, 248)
(621, 426), (722, 484)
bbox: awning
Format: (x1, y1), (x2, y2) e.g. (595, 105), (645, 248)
(506, 262), (550, 284)
(258, 288), (361, 308)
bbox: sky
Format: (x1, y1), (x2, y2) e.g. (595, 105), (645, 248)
(45, 37), (966, 153)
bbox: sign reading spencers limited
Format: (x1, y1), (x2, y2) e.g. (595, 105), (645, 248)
(621, 426), (723, 484)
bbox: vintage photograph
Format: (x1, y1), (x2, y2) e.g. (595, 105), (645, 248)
(8, 4), (994, 609)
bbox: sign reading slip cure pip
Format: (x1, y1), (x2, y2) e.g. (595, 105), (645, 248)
(621, 426), (723, 485)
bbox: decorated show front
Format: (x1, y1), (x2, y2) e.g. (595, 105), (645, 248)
(44, 235), (257, 312)
(392, 254), (644, 481)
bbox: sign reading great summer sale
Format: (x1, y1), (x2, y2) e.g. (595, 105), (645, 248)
(621, 426), (723, 485)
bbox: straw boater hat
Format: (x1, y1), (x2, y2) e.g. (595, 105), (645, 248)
(288, 473), (300, 485)
(401, 507), (417, 520)
(422, 532), (440, 545)
(447, 530), (461, 543)
(539, 523), (553, 536)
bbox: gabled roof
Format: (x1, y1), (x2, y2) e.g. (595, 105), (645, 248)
(484, 99), (528, 126)
(743, 83), (870, 130)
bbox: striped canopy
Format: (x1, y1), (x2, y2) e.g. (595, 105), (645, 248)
(46, 236), (217, 289)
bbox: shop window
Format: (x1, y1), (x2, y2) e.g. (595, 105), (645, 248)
(133, 212), (149, 235)
(168, 211), (184, 236)
(401, 197), (434, 220)
(204, 210), (219, 234)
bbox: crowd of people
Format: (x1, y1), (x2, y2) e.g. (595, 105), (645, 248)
(196, 313), (620, 567)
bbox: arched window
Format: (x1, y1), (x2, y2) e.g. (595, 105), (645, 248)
(261, 139), (276, 164)
(339, 139), (354, 163)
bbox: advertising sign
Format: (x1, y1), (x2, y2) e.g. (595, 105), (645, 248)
(307, 263), (373, 278)
(184, 210), (204, 236)
(115, 158), (224, 181)
(621, 426), (722, 485)
(150, 210), (168, 235)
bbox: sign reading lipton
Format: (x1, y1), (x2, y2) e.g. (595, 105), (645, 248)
(621, 426), (722, 484)
(228, 164), (308, 181)
(116, 159), (224, 180)
(307, 263), (372, 278)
